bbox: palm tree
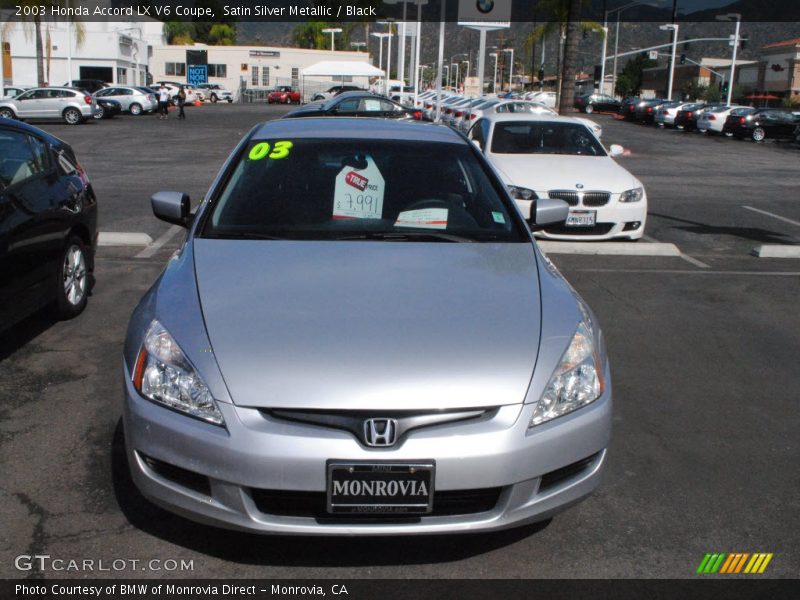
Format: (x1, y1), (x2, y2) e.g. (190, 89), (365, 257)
(559, 0), (584, 114)
(2, 0), (85, 86)
(523, 0), (602, 112)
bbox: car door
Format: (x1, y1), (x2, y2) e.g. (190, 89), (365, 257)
(0, 129), (62, 325)
(13, 89), (49, 119)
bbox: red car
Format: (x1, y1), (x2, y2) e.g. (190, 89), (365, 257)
(267, 86), (301, 104)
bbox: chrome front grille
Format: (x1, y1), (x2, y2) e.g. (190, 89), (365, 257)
(548, 190), (610, 207)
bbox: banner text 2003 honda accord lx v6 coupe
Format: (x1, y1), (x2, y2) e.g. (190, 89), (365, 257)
(122, 118), (612, 535)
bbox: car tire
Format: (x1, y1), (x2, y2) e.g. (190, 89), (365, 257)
(129, 103), (142, 116)
(53, 236), (89, 320)
(724, 132), (733, 137)
(584, 104), (594, 114)
(211, 94), (218, 103)
(752, 127), (766, 142)
(227, 99), (232, 103)
(63, 107), (83, 125)
(0, 107), (15, 119)
(92, 106), (105, 120)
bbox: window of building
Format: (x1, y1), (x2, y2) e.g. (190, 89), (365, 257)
(208, 64), (227, 78)
(116, 67), (127, 84)
(291, 67), (299, 88)
(262, 66), (270, 87)
(165, 62), (186, 77)
(251, 66), (258, 86)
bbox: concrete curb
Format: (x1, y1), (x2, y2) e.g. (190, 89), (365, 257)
(97, 232), (153, 247)
(752, 245), (800, 258)
(537, 241), (681, 256)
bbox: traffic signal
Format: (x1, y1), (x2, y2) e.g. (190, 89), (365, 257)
(722, 81), (729, 92)
(538, 68), (544, 81)
(680, 54), (686, 65)
(583, 30), (588, 40)
(593, 65), (602, 82)
(740, 36), (747, 50)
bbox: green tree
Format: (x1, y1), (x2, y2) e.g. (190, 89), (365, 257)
(682, 80), (707, 101)
(614, 54), (657, 97)
(3, 0), (85, 86)
(208, 24), (236, 46)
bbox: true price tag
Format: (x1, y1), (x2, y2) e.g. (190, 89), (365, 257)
(333, 156), (385, 220)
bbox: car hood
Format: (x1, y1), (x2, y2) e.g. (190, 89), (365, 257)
(193, 240), (542, 410)
(489, 154), (639, 193)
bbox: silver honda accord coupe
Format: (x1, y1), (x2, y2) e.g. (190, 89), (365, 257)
(122, 118), (612, 535)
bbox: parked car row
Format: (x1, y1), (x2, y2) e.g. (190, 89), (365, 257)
(615, 96), (800, 143)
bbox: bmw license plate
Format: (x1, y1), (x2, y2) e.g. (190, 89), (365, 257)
(327, 461), (435, 514)
(566, 210), (596, 227)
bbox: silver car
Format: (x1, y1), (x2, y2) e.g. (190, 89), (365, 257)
(94, 86), (157, 115)
(0, 87), (95, 124)
(122, 118), (612, 535)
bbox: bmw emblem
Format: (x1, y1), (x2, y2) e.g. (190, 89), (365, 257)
(476, 0), (494, 14)
(576, 183), (584, 189)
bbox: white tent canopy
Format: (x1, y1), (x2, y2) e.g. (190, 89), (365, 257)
(301, 61), (384, 77)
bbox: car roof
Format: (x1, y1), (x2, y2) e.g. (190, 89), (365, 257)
(252, 118), (464, 144)
(478, 112), (586, 126)
(0, 117), (67, 147)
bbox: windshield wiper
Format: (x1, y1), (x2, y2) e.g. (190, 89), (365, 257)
(336, 231), (475, 243)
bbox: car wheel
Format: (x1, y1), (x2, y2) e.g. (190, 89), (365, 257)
(698, 128), (708, 134)
(63, 107), (83, 125)
(211, 94), (218, 103)
(92, 106), (105, 120)
(227, 98), (232, 103)
(129, 103), (143, 116)
(752, 127), (766, 142)
(0, 107), (16, 119)
(724, 131), (733, 137)
(172, 97), (179, 107)
(584, 104), (594, 114)
(54, 236), (89, 319)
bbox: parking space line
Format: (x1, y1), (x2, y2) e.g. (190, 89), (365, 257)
(752, 245), (800, 258)
(568, 268), (800, 276)
(135, 225), (183, 259)
(643, 233), (710, 268)
(742, 206), (800, 228)
(537, 241), (681, 256)
(97, 232), (153, 247)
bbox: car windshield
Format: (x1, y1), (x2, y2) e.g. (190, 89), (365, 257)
(201, 139), (525, 242)
(490, 121), (606, 156)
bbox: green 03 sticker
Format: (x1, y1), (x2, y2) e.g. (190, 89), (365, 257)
(248, 140), (294, 161)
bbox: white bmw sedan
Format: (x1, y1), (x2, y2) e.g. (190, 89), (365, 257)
(468, 114), (647, 240)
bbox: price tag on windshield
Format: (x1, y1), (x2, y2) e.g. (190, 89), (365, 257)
(333, 156), (385, 220)
(395, 208), (449, 230)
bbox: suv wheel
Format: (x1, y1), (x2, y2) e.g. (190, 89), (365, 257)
(210, 94), (218, 103)
(63, 107), (82, 125)
(129, 103), (142, 115)
(584, 104), (594, 114)
(752, 127), (766, 142)
(54, 236), (89, 319)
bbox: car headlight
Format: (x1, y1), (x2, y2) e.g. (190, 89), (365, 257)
(508, 185), (538, 200)
(619, 187), (643, 203)
(132, 320), (225, 426)
(530, 321), (605, 427)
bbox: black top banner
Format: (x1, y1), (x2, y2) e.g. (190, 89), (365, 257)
(1, 0), (799, 23)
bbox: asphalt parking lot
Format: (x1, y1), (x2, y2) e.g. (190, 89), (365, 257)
(1, 103), (798, 580)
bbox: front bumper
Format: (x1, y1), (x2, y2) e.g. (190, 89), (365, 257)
(122, 363), (612, 535)
(534, 195), (647, 241)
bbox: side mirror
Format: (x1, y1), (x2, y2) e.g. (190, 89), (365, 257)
(609, 144), (625, 157)
(530, 198), (569, 230)
(151, 191), (191, 227)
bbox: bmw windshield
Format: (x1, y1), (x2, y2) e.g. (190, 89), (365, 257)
(201, 139), (527, 242)
(490, 121), (606, 156)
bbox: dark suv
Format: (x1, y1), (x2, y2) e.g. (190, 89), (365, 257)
(65, 79), (108, 94)
(0, 120), (97, 331)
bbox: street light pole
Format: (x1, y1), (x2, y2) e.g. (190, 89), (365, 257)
(452, 63), (460, 90)
(504, 48), (514, 92)
(716, 13), (741, 106)
(489, 53), (498, 93)
(660, 23), (679, 100)
(321, 28), (342, 52)
(600, 13), (609, 94)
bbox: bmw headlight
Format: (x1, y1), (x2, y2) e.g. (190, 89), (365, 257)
(132, 320), (225, 426)
(508, 185), (538, 201)
(530, 321), (606, 427)
(619, 187), (643, 203)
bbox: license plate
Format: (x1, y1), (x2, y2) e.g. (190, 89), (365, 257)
(327, 461), (435, 514)
(566, 210), (596, 227)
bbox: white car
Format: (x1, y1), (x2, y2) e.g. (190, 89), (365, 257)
(468, 113), (647, 241)
(696, 104), (745, 134)
(526, 91), (558, 108)
(196, 83), (233, 103)
(154, 83), (197, 105)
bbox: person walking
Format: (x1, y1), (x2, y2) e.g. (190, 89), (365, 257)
(177, 85), (187, 120)
(158, 83), (170, 119)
